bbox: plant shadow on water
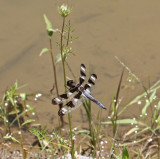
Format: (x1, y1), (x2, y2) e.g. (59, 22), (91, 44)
(0, 4), (160, 159)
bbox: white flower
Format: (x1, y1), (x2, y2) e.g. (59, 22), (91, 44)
(148, 138), (152, 142)
(100, 141), (104, 145)
(18, 131), (21, 135)
(58, 4), (72, 17)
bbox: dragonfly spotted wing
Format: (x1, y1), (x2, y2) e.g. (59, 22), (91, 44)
(52, 64), (106, 116)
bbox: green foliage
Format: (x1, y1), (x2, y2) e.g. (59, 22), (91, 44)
(56, 20), (77, 65)
(82, 99), (103, 158)
(29, 127), (70, 155)
(115, 146), (130, 159)
(39, 48), (49, 56)
(21, 119), (35, 126)
(0, 82), (37, 159)
(122, 146), (129, 159)
(55, 53), (61, 64)
(4, 135), (20, 143)
(44, 14), (57, 38)
(0, 81), (35, 133)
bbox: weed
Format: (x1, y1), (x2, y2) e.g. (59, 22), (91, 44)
(0, 81), (35, 159)
(102, 58), (160, 158)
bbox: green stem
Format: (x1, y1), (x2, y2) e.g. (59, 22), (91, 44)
(49, 38), (65, 126)
(60, 16), (74, 158)
(68, 113), (75, 159)
(65, 21), (76, 80)
(158, 136), (160, 159)
(66, 20), (70, 46)
(14, 104), (25, 159)
(60, 17), (67, 92)
(49, 38), (59, 97)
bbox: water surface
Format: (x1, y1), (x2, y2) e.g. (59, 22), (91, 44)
(0, 0), (160, 127)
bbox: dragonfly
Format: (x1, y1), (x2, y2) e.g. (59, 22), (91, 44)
(52, 64), (106, 116)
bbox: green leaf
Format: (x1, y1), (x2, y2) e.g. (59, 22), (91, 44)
(8, 96), (14, 106)
(44, 14), (56, 37)
(122, 146), (129, 159)
(73, 129), (89, 135)
(22, 119), (35, 126)
(44, 14), (52, 30)
(4, 136), (20, 143)
(26, 105), (35, 113)
(157, 101), (160, 110)
(40, 48), (49, 56)
(156, 115), (160, 123)
(55, 53), (62, 64)
(11, 136), (20, 143)
(142, 90), (156, 117)
(118, 79), (160, 116)
(123, 127), (139, 138)
(102, 119), (138, 125)
(13, 81), (18, 91)
(19, 93), (26, 101)
(8, 110), (20, 115)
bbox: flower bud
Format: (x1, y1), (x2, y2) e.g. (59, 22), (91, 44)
(58, 4), (71, 17)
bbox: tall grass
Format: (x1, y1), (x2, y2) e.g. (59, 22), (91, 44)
(102, 58), (160, 158)
(0, 81), (35, 159)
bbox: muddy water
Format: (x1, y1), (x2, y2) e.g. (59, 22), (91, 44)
(0, 0), (160, 128)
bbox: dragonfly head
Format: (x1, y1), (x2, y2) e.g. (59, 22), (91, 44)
(67, 80), (76, 88)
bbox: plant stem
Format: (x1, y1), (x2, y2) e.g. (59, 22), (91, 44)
(158, 135), (160, 159)
(14, 105), (25, 159)
(65, 21), (76, 80)
(68, 113), (75, 159)
(66, 20), (71, 46)
(49, 38), (59, 97)
(60, 17), (75, 158)
(49, 38), (65, 125)
(60, 17), (67, 92)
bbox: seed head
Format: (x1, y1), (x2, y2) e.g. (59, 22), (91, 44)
(58, 4), (72, 17)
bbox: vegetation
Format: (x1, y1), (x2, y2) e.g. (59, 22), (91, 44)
(0, 4), (160, 159)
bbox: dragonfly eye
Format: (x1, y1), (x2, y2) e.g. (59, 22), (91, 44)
(67, 80), (76, 88)
(67, 80), (73, 86)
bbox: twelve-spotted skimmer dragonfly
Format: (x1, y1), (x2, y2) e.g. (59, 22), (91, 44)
(52, 64), (106, 116)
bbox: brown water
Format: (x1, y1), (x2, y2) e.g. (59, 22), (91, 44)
(1, 0), (160, 127)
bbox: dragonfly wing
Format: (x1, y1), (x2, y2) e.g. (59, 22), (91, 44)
(52, 92), (75, 105)
(79, 64), (86, 85)
(58, 98), (82, 116)
(82, 91), (106, 109)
